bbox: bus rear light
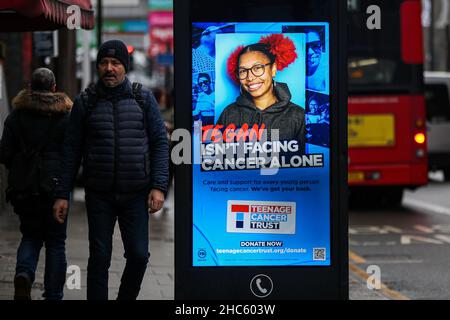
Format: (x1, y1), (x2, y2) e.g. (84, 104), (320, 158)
(414, 133), (426, 144)
(415, 118), (425, 128)
(369, 172), (381, 180)
(416, 149), (425, 158)
(364, 171), (380, 181)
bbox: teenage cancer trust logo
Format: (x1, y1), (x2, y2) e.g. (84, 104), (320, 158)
(227, 201), (296, 234)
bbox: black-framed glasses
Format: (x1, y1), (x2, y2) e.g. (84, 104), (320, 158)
(307, 41), (323, 54)
(237, 63), (272, 80)
(198, 80), (210, 86)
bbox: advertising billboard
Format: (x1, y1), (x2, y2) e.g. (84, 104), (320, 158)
(191, 22), (331, 267)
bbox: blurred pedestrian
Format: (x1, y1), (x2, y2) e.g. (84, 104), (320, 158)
(0, 68), (72, 300)
(52, 40), (169, 300)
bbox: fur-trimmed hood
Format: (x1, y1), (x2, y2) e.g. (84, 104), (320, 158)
(12, 89), (72, 115)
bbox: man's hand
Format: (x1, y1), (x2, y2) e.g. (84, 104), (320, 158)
(148, 189), (165, 214)
(53, 199), (69, 224)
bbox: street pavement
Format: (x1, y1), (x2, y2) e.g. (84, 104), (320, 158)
(349, 176), (450, 300)
(0, 186), (392, 300)
(0, 188), (174, 300)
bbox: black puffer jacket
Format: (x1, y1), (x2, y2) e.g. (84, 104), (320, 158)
(217, 82), (306, 153)
(0, 89), (72, 194)
(54, 78), (169, 200)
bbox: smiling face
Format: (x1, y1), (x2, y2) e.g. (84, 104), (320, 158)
(198, 76), (211, 93)
(309, 99), (319, 113)
(238, 51), (277, 101)
(306, 31), (322, 75)
(98, 57), (126, 87)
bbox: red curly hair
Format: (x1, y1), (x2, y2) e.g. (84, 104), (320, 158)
(226, 34), (298, 84)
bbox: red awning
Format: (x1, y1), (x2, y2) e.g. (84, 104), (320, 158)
(0, 0), (94, 31)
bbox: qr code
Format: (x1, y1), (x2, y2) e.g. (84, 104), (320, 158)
(313, 248), (326, 261)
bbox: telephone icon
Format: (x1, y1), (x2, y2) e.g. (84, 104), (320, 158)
(256, 278), (268, 294)
(250, 274), (273, 298)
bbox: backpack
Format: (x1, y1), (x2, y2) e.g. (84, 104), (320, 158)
(6, 112), (58, 209)
(81, 82), (148, 129)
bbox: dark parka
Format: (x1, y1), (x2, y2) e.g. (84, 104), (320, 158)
(217, 82), (306, 153)
(0, 89), (73, 196)
(54, 78), (169, 200)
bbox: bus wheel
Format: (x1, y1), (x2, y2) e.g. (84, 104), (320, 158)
(384, 188), (404, 207)
(443, 168), (450, 182)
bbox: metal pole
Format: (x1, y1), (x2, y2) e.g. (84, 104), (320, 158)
(430, 0), (435, 70)
(97, 0), (102, 47)
(57, 29), (77, 99)
(82, 30), (91, 89)
(164, 41), (171, 91)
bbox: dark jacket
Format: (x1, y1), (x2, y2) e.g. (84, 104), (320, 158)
(217, 82), (306, 153)
(0, 89), (73, 196)
(54, 78), (169, 200)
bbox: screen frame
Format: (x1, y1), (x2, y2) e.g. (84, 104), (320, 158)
(175, 0), (348, 299)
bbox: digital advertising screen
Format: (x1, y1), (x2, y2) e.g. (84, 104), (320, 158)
(191, 22), (331, 267)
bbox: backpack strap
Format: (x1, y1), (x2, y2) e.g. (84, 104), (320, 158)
(132, 82), (148, 131)
(81, 83), (98, 123)
(132, 82), (144, 109)
(81, 82), (148, 129)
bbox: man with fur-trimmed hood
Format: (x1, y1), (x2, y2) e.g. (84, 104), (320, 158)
(0, 68), (72, 300)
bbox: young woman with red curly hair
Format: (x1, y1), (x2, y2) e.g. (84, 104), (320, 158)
(217, 35), (306, 153)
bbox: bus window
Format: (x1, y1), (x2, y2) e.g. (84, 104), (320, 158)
(348, 0), (421, 94)
(425, 84), (450, 122)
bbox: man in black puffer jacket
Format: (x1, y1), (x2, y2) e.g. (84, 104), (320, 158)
(53, 40), (169, 300)
(0, 68), (72, 300)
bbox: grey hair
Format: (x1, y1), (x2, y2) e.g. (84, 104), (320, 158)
(31, 68), (56, 92)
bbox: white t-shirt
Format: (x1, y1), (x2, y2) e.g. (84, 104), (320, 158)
(193, 92), (215, 117)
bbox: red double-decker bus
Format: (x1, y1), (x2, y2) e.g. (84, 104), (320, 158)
(348, 0), (428, 205)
